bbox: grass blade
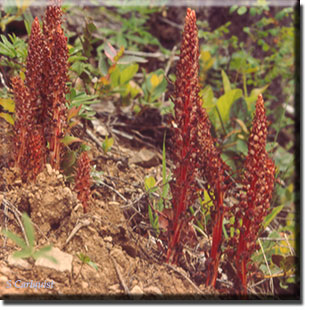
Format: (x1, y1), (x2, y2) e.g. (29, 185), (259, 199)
(22, 212), (35, 248)
(1, 229), (27, 249)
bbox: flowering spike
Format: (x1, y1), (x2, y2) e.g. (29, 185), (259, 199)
(234, 94), (275, 293)
(11, 76), (31, 167)
(25, 17), (45, 119)
(42, 0), (68, 170)
(167, 8), (201, 264)
(74, 152), (92, 213)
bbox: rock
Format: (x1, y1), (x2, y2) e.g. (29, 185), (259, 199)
(103, 236), (112, 243)
(35, 247), (72, 273)
(7, 255), (31, 270)
(144, 286), (162, 295)
(130, 285), (143, 297)
(0, 265), (12, 276)
(128, 148), (158, 168)
(46, 164), (53, 176)
(81, 281), (89, 289)
(108, 283), (121, 293)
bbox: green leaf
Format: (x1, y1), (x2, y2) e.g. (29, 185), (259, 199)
(245, 84), (269, 112)
(61, 135), (82, 146)
(34, 248), (59, 264)
(13, 248), (33, 259)
(102, 136), (114, 153)
(87, 261), (98, 271)
(42, 255), (58, 264)
(148, 205), (154, 226)
(117, 55), (147, 64)
(0, 98), (15, 112)
(201, 85), (215, 111)
(144, 176), (156, 192)
(216, 89), (243, 124)
(0, 112), (14, 125)
(229, 5), (238, 14)
(263, 205), (284, 229)
(1, 229), (27, 249)
(237, 6), (247, 15)
(22, 213), (35, 248)
(161, 133), (169, 199)
(221, 70), (231, 93)
(119, 63), (139, 85)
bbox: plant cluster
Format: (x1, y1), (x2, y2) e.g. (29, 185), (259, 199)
(4, 0), (93, 213)
(11, 0), (68, 181)
(167, 8), (276, 294)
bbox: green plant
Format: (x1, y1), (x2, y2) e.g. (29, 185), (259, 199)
(0, 0), (34, 32)
(75, 252), (98, 280)
(101, 135), (114, 153)
(96, 41), (144, 104)
(145, 134), (171, 235)
(1, 213), (57, 263)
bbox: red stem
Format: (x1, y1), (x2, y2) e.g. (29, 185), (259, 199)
(206, 181), (224, 287)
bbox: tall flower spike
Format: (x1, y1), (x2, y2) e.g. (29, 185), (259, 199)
(11, 77), (31, 168)
(166, 8), (201, 264)
(234, 94), (275, 293)
(25, 16), (45, 121)
(74, 152), (92, 213)
(42, 0), (69, 170)
(198, 100), (231, 288)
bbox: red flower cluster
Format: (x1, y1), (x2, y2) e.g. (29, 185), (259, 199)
(74, 152), (92, 213)
(166, 8), (201, 264)
(230, 94), (275, 293)
(11, 0), (68, 181)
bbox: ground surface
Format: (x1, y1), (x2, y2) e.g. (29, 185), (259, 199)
(0, 115), (222, 300)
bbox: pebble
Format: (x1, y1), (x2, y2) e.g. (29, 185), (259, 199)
(46, 164), (53, 176)
(130, 285), (143, 297)
(7, 255), (32, 270)
(81, 281), (89, 289)
(144, 286), (162, 295)
(35, 247), (73, 273)
(103, 236), (112, 243)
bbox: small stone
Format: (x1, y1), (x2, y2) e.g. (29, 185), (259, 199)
(46, 164), (53, 176)
(81, 281), (89, 289)
(128, 148), (158, 168)
(108, 284), (120, 292)
(103, 236), (112, 243)
(7, 254), (32, 270)
(130, 285), (143, 297)
(105, 242), (113, 250)
(144, 286), (162, 295)
(0, 265), (12, 276)
(35, 247), (73, 273)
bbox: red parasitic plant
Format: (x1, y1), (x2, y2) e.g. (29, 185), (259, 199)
(74, 152), (92, 213)
(168, 8), (275, 294)
(11, 0), (69, 180)
(166, 8), (201, 264)
(196, 101), (231, 288)
(42, 0), (69, 170)
(230, 94), (275, 294)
